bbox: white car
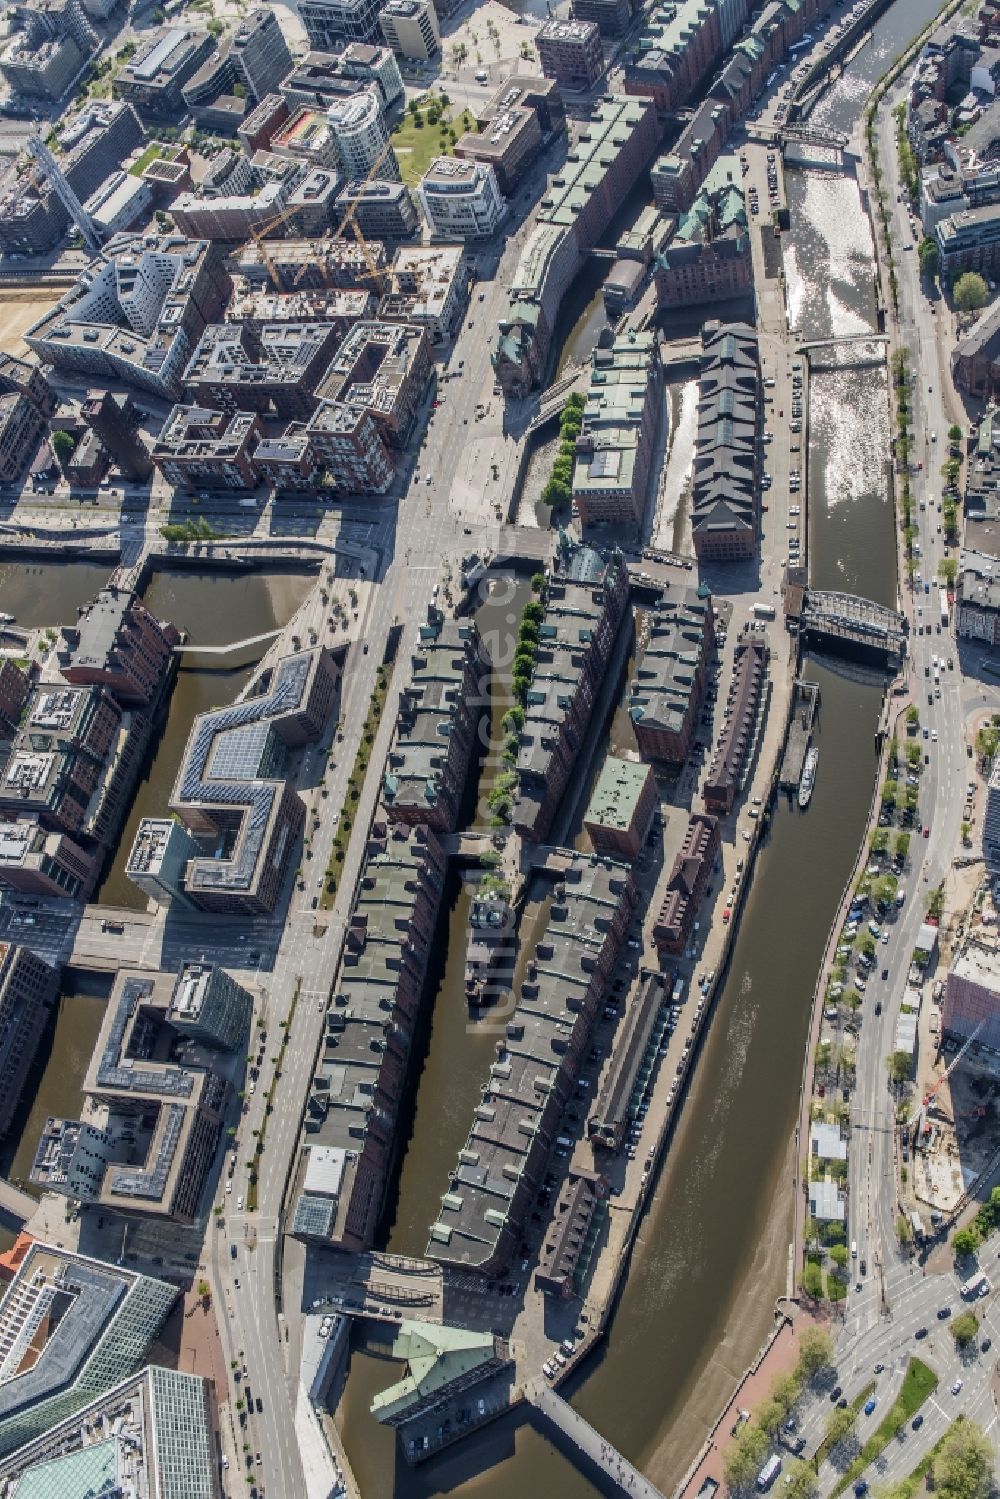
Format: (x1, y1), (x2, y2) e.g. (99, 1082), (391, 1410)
(931, 730), (938, 742)
(951, 1379), (963, 1395)
(881, 931), (890, 944)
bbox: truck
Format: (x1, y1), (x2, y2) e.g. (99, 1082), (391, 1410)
(753, 603), (776, 620)
(757, 1456), (782, 1492)
(940, 589), (950, 627)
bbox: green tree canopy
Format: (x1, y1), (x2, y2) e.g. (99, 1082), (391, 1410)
(50, 429), (75, 464)
(823, 1404), (857, 1453)
(951, 1310), (979, 1347)
(952, 1226), (981, 1259)
(918, 236), (939, 277)
(939, 557), (958, 585)
(953, 272), (990, 311)
(797, 1325), (834, 1378)
(932, 1421), (994, 1499)
(887, 1051), (912, 1085)
(723, 1423), (769, 1493)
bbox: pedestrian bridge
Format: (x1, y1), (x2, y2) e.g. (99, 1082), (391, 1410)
(528, 1383), (667, 1498)
(0, 1176), (37, 1227)
(798, 333), (889, 373)
(173, 629), (283, 656)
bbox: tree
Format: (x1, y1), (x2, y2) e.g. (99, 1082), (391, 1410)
(952, 1226), (981, 1258)
(724, 1423), (769, 1493)
(797, 1325), (834, 1378)
(824, 1405), (857, 1453)
(783, 1460), (818, 1499)
(895, 831), (911, 859)
(953, 271), (990, 312)
(952, 1310), (980, 1348)
(976, 725), (999, 764)
(530, 572), (545, 595)
(918, 236), (939, 278)
(51, 429), (75, 466)
(829, 1243), (849, 1268)
(887, 1050), (912, 1085)
(932, 1420), (994, 1499)
(906, 705), (919, 727)
(896, 1214), (913, 1246)
(800, 1261), (824, 1299)
(948, 423), (964, 445)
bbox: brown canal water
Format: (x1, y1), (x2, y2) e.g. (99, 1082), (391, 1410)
(0, 558), (111, 630)
(1, 982), (110, 1194)
(96, 568), (313, 909)
(338, 0), (930, 1488)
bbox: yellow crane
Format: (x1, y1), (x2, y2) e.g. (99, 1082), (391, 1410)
(292, 137), (398, 292)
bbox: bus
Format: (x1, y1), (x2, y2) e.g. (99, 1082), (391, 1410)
(940, 589), (950, 627)
(757, 1456), (782, 1492)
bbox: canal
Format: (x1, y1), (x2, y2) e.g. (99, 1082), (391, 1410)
(338, 0), (930, 1492)
(0, 557), (111, 629)
(96, 567), (313, 908)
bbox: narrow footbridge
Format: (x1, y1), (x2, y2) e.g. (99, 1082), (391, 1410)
(529, 1383), (667, 1499)
(173, 628), (282, 655)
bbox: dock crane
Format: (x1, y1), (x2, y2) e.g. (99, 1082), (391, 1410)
(913, 1019), (985, 1148)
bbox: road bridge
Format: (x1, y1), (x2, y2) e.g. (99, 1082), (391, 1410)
(800, 589), (907, 668)
(528, 1383), (667, 1499)
(0, 1176), (36, 1228)
(522, 361), (589, 437)
(310, 1251), (445, 1321)
(781, 122), (848, 152)
(799, 334), (889, 374)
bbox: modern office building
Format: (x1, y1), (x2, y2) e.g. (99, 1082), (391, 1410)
(24, 233), (231, 401)
(583, 755), (657, 859)
(943, 931), (1000, 1051)
(180, 9), (293, 131)
(152, 406), (264, 493)
(0, 819), (97, 901)
(383, 615), (483, 832)
(691, 320), (761, 561)
(336, 179), (418, 239)
(418, 157), (506, 240)
(300, 0), (384, 53)
(629, 586), (712, 763)
(280, 43), (404, 112)
(0, 1364), (219, 1499)
(169, 647), (338, 914)
(493, 93), (657, 397)
(0, 659), (29, 737)
(30, 964), (249, 1220)
(80, 391), (153, 481)
(183, 322), (340, 418)
(270, 106), (342, 170)
(0, 942), (58, 1138)
(428, 852), (636, 1276)
(454, 83), (547, 195)
(116, 26), (217, 119)
(0, 684), (128, 841)
(984, 760), (1000, 867)
(703, 638), (768, 814)
(313, 319), (432, 446)
(300, 401), (396, 492)
(571, 330), (661, 527)
(0, 33), (86, 104)
(328, 87), (398, 179)
(571, 0), (634, 38)
(56, 587), (178, 707)
(935, 202), (1000, 276)
(291, 821), (447, 1251)
(513, 542), (630, 839)
(652, 811), (720, 953)
(536, 19), (604, 90)
(379, 0), (441, 59)
(125, 818), (201, 908)
(0, 1242), (177, 1458)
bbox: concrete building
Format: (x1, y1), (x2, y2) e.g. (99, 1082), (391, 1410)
(381, 244), (466, 342)
(180, 9), (293, 132)
(56, 588), (178, 707)
(583, 755), (657, 858)
(83, 171), (152, 238)
(170, 647), (338, 914)
(493, 93), (657, 398)
(280, 43), (404, 113)
(571, 329), (660, 527)
(514, 542), (630, 840)
(935, 202), (1000, 276)
(454, 78), (556, 195)
(183, 321), (340, 418)
(239, 92), (290, 153)
(703, 637), (768, 814)
(0, 684), (128, 842)
(0, 33), (86, 104)
(418, 157), (506, 241)
(313, 319), (432, 446)
(588, 970), (666, 1151)
(629, 585), (712, 763)
(0, 1242), (176, 1458)
(655, 156), (751, 308)
(291, 821), (447, 1251)
(270, 106), (341, 170)
(329, 86), (398, 180)
(379, 0), (441, 60)
(691, 320), (761, 561)
(536, 19), (604, 90)
(336, 179), (418, 238)
(984, 760), (1000, 867)
(0, 658), (29, 737)
(0, 942), (58, 1138)
(0, 1365), (218, 1499)
(0, 353), (56, 417)
(227, 283), (373, 340)
(957, 547), (1000, 646)
(125, 818), (201, 908)
(116, 26), (217, 119)
(652, 810), (720, 954)
(0, 391), (45, 484)
(383, 615), (482, 832)
(571, 0), (634, 38)
(231, 234), (388, 292)
(30, 964), (249, 1220)
(25, 233), (230, 401)
(428, 852), (636, 1277)
(152, 405), (264, 492)
(300, 0), (384, 50)
(943, 931), (1000, 1051)
(300, 401), (395, 492)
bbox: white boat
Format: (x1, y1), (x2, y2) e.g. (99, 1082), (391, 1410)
(0, 613), (13, 624)
(798, 747), (818, 809)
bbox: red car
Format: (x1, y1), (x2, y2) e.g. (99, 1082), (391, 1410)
(923, 826), (930, 838)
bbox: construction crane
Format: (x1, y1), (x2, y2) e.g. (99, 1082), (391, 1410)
(247, 195), (300, 291)
(913, 1020), (985, 1147)
(292, 138), (396, 292)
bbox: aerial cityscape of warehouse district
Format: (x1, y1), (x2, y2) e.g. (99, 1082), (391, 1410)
(4, 0), (1000, 1494)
